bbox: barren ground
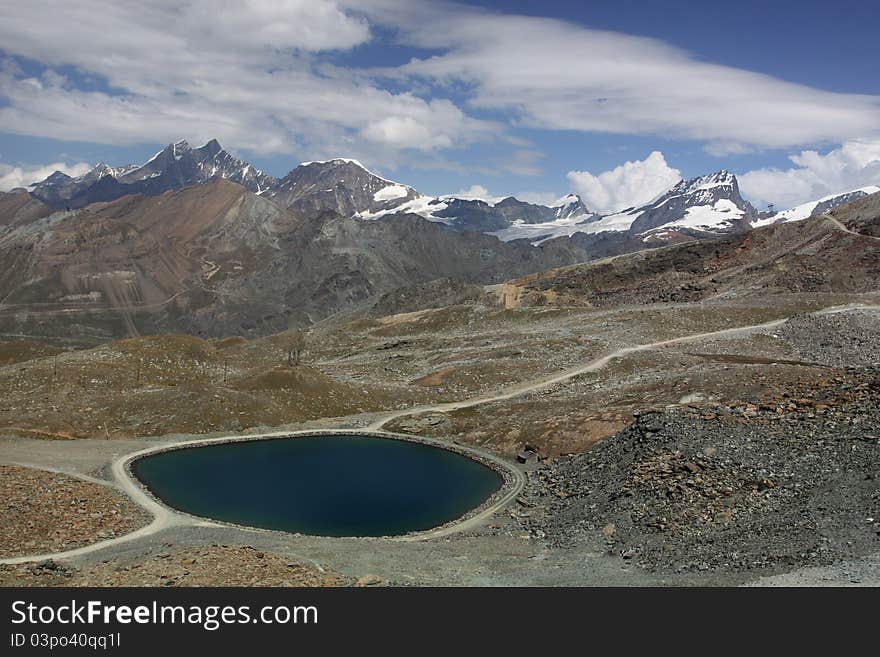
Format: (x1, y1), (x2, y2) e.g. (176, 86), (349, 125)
(0, 545), (359, 587)
(0, 464), (149, 558)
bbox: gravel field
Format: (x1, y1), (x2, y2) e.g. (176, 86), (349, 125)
(516, 368), (880, 575)
(777, 310), (880, 368)
(0, 464), (149, 559)
(0, 545), (361, 587)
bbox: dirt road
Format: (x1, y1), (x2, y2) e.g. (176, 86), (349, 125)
(367, 303), (880, 430)
(822, 214), (880, 241)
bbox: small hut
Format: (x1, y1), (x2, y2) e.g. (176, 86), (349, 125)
(516, 447), (538, 464)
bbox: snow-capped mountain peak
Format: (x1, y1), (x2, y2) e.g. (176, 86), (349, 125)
(30, 170), (71, 187)
(551, 193), (581, 209)
(626, 170), (755, 237)
(477, 171), (754, 245)
(267, 157), (418, 215)
(299, 157), (366, 169)
(551, 193), (592, 219)
(685, 169), (736, 189)
(74, 162), (138, 184)
(172, 139), (191, 159)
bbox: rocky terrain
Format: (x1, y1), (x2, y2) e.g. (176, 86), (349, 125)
(0, 332), (429, 440)
(776, 310), (880, 368)
(0, 545), (363, 587)
(515, 374), (879, 574)
(0, 465), (149, 558)
(506, 309), (880, 575)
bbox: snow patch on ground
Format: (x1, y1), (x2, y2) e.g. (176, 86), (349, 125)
(489, 211), (631, 245)
(754, 185), (880, 227)
(660, 199), (744, 231)
(373, 184), (409, 202)
(356, 196), (453, 224)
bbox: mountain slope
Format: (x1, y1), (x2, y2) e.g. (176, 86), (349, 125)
(0, 189), (53, 228)
(0, 180), (282, 319)
(505, 192), (880, 308)
(22, 137), (762, 253)
(0, 180), (596, 340)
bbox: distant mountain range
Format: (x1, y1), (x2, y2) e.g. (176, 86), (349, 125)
(28, 140), (277, 209)
(3, 138), (877, 340)
(24, 139), (878, 248)
(0, 176), (594, 340)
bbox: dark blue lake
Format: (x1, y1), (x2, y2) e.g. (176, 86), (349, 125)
(132, 435), (503, 537)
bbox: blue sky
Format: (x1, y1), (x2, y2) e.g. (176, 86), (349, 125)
(1, 0), (878, 212)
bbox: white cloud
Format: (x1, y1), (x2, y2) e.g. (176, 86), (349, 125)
(567, 151), (681, 214)
(0, 161), (92, 191)
(194, 0), (371, 52)
(0, 1), (497, 166)
(739, 139), (880, 208)
(361, 113), (453, 151)
(380, 5), (880, 153)
(1, 0), (879, 173)
(453, 184), (494, 201)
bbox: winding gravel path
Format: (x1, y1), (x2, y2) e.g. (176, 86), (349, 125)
(368, 302), (880, 430)
(822, 214), (880, 242)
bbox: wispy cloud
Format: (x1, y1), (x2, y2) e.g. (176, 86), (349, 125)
(0, 160), (92, 191)
(383, 6), (880, 155)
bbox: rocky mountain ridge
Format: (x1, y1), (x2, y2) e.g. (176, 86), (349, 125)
(28, 140), (277, 209)
(22, 138), (877, 248)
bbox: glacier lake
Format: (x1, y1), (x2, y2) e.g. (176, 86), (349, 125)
(132, 434), (504, 537)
